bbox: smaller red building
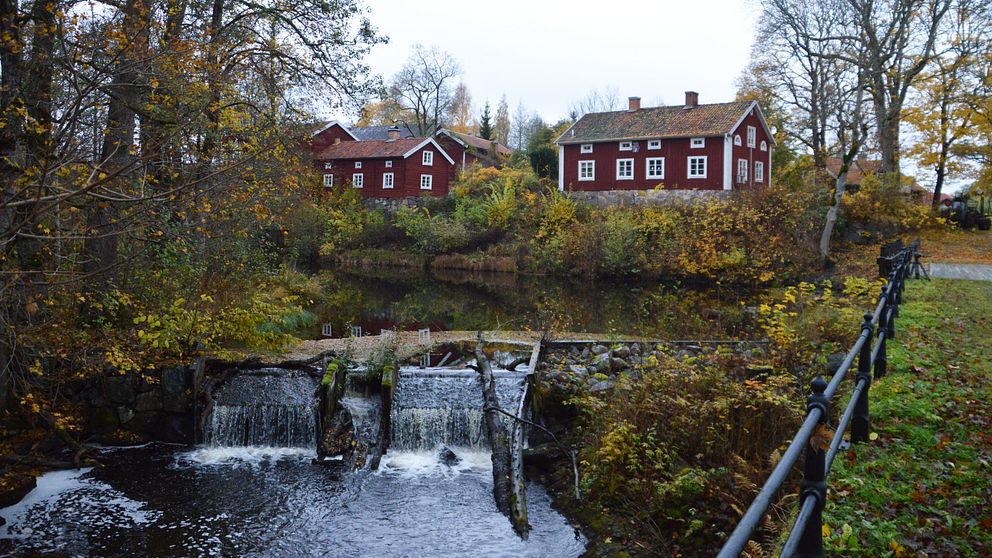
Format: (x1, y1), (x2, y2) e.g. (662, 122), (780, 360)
(557, 92), (774, 192)
(314, 131), (456, 198)
(435, 129), (511, 172)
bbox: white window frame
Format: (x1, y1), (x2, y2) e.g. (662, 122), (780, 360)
(747, 126), (756, 148)
(760, 140), (767, 152)
(646, 157), (665, 179)
(578, 160), (595, 181)
(619, 141), (633, 151)
(755, 161), (764, 183)
(734, 135), (742, 146)
(385, 160), (393, 168)
(383, 172), (394, 189)
(422, 151), (434, 166)
(420, 174), (433, 190)
(580, 144), (593, 154)
(691, 137), (705, 149)
(352, 173), (363, 188)
(323, 162), (333, 170)
(737, 159), (748, 183)
(355, 161), (362, 169)
(648, 140), (661, 150)
(323, 174), (333, 187)
(616, 158), (634, 180)
(688, 156), (707, 179)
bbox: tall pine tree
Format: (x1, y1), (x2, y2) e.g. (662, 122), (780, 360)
(478, 102), (494, 139)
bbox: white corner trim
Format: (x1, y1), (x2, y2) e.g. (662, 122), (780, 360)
(436, 128), (468, 148)
(555, 117), (583, 145)
(402, 137), (456, 165)
(311, 120), (360, 141)
(558, 145), (565, 191)
(723, 135), (732, 190)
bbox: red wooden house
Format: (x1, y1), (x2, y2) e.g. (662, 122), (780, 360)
(313, 125), (456, 198)
(556, 92), (774, 192)
(435, 129), (511, 172)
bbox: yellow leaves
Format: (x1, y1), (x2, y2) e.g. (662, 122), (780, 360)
(889, 539), (906, 556)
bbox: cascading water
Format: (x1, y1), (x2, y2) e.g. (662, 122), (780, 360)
(390, 367), (526, 451)
(204, 370), (319, 448)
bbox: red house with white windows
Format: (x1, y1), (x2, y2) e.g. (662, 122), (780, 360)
(556, 92), (774, 192)
(312, 122), (457, 198)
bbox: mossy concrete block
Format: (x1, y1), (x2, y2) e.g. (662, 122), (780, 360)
(103, 376), (135, 404)
(134, 391), (163, 412)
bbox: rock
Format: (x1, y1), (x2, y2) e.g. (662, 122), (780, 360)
(586, 364), (601, 375)
(89, 406), (119, 430)
(163, 392), (189, 414)
(568, 365), (588, 378)
(610, 358), (630, 370)
(569, 346), (580, 355)
(438, 445), (461, 466)
(103, 376), (135, 404)
(588, 380), (614, 392)
(580, 347), (590, 358)
(687, 345), (704, 353)
(630, 343), (642, 356)
(613, 346), (631, 359)
(85, 386), (109, 407)
(591, 344), (609, 355)
(676, 350), (692, 359)
(136, 375), (157, 393)
(161, 367), (186, 394)
(117, 406), (135, 424)
(134, 391), (163, 412)
(0, 474), (36, 508)
(746, 365), (774, 380)
(623, 369), (643, 381)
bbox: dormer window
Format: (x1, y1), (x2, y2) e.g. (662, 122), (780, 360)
(648, 140), (661, 150)
(422, 151), (434, 166)
(760, 141), (767, 152)
(734, 135), (742, 146)
(691, 138), (705, 148)
(355, 161), (362, 169)
(581, 144), (593, 154)
(619, 141), (633, 151)
(386, 160), (393, 168)
(324, 162), (333, 170)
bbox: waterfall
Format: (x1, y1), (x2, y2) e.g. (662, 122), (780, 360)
(391, 368), (526, 451)
(204, 370), (319, 449)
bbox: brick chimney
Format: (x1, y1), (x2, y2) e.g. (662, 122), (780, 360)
(628, 96), (641, 112)
(386, 125), (401, 141)
(685, 91), (699, 108)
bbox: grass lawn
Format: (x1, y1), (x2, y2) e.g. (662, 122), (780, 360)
(821, 278), (992, 556)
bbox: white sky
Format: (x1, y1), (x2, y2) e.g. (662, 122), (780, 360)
(334, 0), (758, 123)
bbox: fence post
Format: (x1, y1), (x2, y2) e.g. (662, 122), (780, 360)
(875, 295), (888, 379)
(852, 313), (874, 444)
(797, 375), (829, 558)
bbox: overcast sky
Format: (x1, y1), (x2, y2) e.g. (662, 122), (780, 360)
(331, 0), (758, 123)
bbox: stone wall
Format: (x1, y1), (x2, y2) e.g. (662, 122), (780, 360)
(566, 189), (732, 207)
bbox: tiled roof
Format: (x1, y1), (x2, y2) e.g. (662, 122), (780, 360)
(315, 137), (427, 160)
(444, 130), (512, 156)
(825, 158), (882, 185)
(558, 101), (755, 144)
(349, 125), (417, 141)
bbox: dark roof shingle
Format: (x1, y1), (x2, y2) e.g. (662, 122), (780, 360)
(443, 130), (512, 156)
(558, 101), (755, 144)
(315, 137), (427, 160)
(349, 125), (417, 141)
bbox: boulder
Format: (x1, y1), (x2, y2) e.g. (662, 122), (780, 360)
(103, 376), (135, 405)
(591, 344), (609, 355)
(630, 343), (642, 356)
(610, 358), (630, 371)
(588, 380), (614, 392)
(134, 391), (163, 412)
(117, 406), (135, 424)
(438, 445), (461, 466)
(161, 367), (186, 395)
(613, 346), (631, 359)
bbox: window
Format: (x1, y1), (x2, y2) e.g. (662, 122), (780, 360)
(646, 157), (665, 179)
(383, 172), (394, 189)
(747, 126), (756, 148)
(352, 173), (363, 188)
(734, 135), (742, 146)
(323, 174), (333, 187)
(737, 159), (748, 183)
(385, 160), (393, 168)
(755, 162), (764, 183)
(355, 161), (362, 169)
(688, 156), (707, 178)
(578, 160), (595, 181)
(616, 159), (634, 180)
(760, 141), (767, 152)
(619, 141), (633, 151)
(581, 144), (593, 153)
(323, 162), (333, 170)
(691, 138), (705, 148)
(648, 140), (661, 150)
(420, 174), (433, 190)
(422, 151), (434, 166)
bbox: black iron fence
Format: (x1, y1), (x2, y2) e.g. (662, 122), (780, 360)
(717, 242), (918, 558)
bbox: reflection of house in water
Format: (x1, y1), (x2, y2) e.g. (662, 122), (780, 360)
(825, 157), (951, 205)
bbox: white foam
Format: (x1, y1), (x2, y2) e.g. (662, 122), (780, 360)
(175, 446), (314, 467)
(378, 446), (493, 478)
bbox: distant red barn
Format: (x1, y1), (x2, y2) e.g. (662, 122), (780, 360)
(557, 92), (774, 192)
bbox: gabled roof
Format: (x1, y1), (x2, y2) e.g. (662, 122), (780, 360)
(311, 120), (359, 141)
(349, 125), (417, 141)
(825, 157), (882, 185)
(557, 100), (758, 145)
(315, 137), (455, 165)
(437, 129), (512, 156)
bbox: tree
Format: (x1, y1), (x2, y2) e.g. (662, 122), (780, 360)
(494, 95), (511, 146)
(567, 86), (622, 119)
(528, 119), (571, 180)
(389, 44), (462, 136)
(356, 98), (408, 126)
(478, 102), (494, 140)
(448, 82), (474, 133)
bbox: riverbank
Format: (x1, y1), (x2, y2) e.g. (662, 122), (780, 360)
(820, 278), (992, 556)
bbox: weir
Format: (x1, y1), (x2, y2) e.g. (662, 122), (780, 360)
(203, 370), (319, 448)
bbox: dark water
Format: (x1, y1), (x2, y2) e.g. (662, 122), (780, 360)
(0, 444), (585, 557)
(305, 267), (758, 339)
